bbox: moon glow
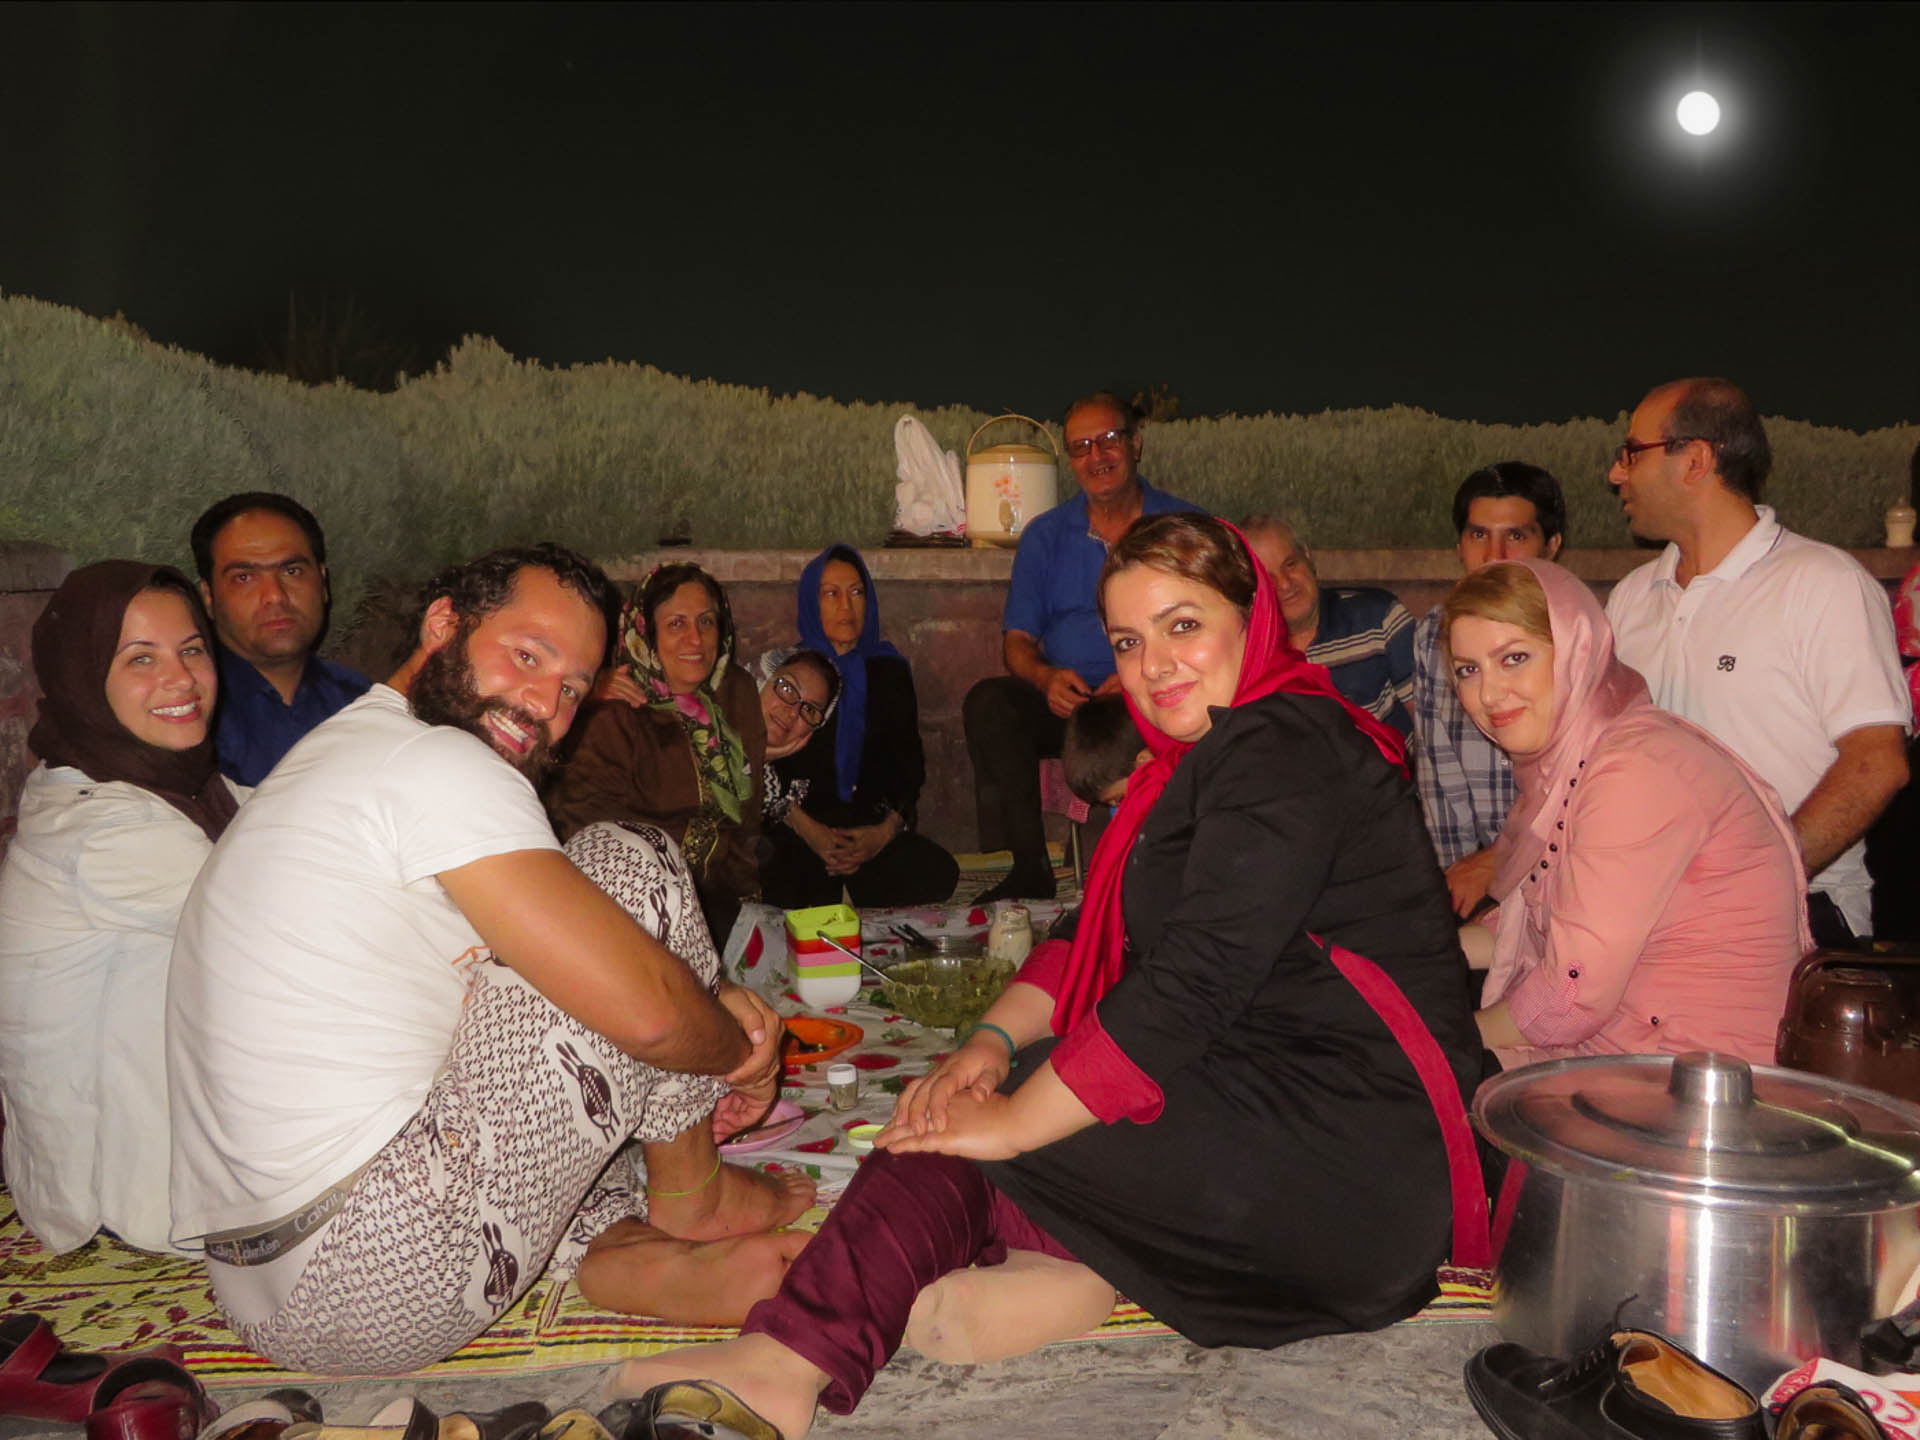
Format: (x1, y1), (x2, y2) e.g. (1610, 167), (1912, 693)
(1677, 90), (1721, 136)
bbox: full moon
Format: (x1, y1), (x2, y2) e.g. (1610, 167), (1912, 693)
(1677, 90), (1721, 136)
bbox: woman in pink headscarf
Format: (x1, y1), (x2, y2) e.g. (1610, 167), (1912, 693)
(1444, 559), (1810, 1069)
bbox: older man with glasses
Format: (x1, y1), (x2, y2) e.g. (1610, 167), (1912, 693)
(1605, 376), (1911, 949)
(963, 390), (1202, 901)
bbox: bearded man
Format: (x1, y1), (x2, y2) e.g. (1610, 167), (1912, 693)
(167, 544), (811, 1376)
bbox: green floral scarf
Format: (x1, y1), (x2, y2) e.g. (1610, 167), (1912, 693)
(617, 580), (751, 877)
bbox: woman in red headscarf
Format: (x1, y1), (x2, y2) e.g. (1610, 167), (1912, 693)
(602, 515), (1483, 1438)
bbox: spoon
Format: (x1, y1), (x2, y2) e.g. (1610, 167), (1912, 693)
(813, 933), (893, 985)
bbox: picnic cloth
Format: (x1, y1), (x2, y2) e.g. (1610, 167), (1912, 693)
(0, 887), (1492, 1386)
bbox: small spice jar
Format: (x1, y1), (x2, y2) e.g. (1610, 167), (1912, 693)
(1887, 501), (1917, 549)
(988, 902), (1033, 966)
(827, 1063), (859, 1110)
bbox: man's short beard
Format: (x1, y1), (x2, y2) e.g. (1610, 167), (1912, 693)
(410, 624), (558, 784)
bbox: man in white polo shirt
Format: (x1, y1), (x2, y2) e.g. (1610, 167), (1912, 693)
(168, 544), (808, 1376)
(1605, 377), (1911, 947)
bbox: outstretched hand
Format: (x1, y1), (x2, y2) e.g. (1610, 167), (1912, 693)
(890, 1037), (1011, 1136)
(877, 1090), (1022, 1162)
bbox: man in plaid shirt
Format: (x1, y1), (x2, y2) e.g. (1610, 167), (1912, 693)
(1412, 462), (1567, 915)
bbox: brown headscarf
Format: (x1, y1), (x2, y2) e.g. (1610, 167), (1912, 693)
(28, 560), (239, 842)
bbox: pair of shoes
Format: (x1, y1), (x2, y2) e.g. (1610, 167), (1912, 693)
(85, 1357), (221, 1440)
(600, 1382), (784, 1440)
(0, 1313), (188, 1425)
(1464, 1330), (1765, 1439)
(1774, 1381), (1894, 1440)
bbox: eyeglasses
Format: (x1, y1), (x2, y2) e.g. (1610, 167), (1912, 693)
(1064, 427), (1133, 461)
(1614, 435), (1704, 469)
(770, 672), (826, 729)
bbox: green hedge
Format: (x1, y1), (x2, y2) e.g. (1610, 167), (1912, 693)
(4, 294), (1913, 621)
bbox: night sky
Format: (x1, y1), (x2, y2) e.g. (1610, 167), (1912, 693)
(4, 1), (1916, 430)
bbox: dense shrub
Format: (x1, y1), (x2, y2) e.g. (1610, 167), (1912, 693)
(4, 294), (1913, 622)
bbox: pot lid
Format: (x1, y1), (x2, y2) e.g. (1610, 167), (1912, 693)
(968, 443), (1056, 466)
(1474, 1051), (1920, 1214)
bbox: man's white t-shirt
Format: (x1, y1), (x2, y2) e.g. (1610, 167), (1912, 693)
(1606, 507), (1912, 935)
(167, 685), (561, 1243)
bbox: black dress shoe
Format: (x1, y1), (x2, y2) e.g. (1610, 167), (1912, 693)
(598, 1383), (783, 1440)
(1464, 1331), (1766, 1440)
(1774, 1381), (1893, 1440)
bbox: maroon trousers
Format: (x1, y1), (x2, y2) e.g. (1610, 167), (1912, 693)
(739, 1149), (1077, 1414)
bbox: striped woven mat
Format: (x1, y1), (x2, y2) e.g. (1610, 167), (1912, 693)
(0, 1187), (1491, 1387)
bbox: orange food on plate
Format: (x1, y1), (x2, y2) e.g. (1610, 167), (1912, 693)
(784, 1015), (864, 1066)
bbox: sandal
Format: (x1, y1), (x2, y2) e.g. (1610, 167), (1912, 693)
(441, 1403), (552, 1440)
(196, 1390), (322, 1440)
(600, 1382), (784, 1440)
(84, 1357), (219, 1440)
(0, 1314), (188, 1426)
(281, 1398), (436, 1440)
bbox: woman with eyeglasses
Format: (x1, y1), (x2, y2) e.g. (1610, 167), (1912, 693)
(758, 545), (958, 910)
(0, 561), (241, 1256)
(546, 562), (765, 945)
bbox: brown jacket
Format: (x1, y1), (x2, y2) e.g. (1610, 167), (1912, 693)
(545, 664), (766, 912)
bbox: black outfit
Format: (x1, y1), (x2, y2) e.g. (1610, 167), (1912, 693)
(961, 676), (1062, 893)
(760, 655), (958, 909)
(983, 690), (1482, 1346)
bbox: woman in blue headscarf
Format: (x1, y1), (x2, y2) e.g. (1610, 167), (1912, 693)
(761, 545), (958, 909)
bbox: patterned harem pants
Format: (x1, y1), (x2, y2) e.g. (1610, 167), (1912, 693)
(228, 822), (730, 1375)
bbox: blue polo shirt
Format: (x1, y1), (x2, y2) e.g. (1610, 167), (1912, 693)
(1002, 479), (1205, 686)
(214, 647), (372, 785)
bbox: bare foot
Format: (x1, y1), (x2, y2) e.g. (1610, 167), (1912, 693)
(647, 1161), (815, 1240)
(605, 1333), (827, 1440)
(903, 1250), (1116, 1364)
(576, 1220), (811, 1325)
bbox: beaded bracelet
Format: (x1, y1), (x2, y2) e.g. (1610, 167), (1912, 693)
(964, 1021), (1017, 1058)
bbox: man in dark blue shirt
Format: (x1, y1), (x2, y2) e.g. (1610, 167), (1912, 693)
(190, 492), (371, 785)
(963, 392), (1202, 901)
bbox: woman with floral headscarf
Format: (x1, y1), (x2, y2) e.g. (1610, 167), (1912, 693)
(1444, 558), (1809, 1068)
(546, 563), (764, 944)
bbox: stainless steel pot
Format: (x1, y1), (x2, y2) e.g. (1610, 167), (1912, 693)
(1474, 1051), (1920, 1394)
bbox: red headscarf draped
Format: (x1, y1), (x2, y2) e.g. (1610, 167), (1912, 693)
(1050, 521), (1408, 1034)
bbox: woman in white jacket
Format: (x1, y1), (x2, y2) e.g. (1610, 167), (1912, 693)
(0, 560), (240, 1254)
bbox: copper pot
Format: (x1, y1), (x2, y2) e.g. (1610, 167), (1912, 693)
(1777, 949), (1920, 1104)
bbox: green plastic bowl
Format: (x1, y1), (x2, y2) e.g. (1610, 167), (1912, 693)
(878, 952), (1015, 1030)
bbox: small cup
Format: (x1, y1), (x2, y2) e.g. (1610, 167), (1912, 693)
(827, 1062), (859, 1110)
(847, 1123), (883, 1153)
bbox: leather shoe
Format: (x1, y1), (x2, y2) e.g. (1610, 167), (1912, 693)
(1464, 1330), (1765, 1439)
(598, 1382), (782, 1440)
(1774, 1381), (1893, 1440)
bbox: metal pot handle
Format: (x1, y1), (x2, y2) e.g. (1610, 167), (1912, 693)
(1790, 945), (1920, 991)
(965, 413), (1062, 463)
